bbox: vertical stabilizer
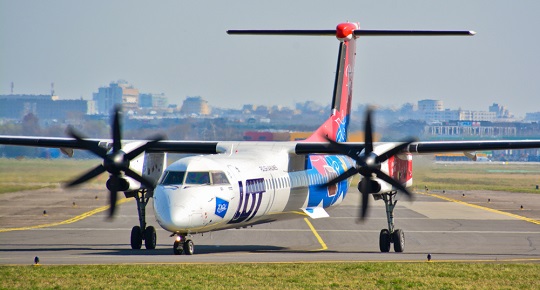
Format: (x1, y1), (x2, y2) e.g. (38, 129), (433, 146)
(306, 23), (359, 142)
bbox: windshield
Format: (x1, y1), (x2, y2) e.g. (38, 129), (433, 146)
(185, 172), (211, 185)
(211, 171), (230, 185)
(160, 171), (185, 185)
(160, 170), (230, 186)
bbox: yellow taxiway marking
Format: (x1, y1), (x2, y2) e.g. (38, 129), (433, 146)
(304, 218), (328, 251)
(0, 198), (132, 233)
(418, 192), (540, 225)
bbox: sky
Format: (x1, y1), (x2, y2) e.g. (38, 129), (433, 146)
(1, 1), (539, 117)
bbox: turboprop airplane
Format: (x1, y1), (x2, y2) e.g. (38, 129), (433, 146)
(2, 22), (540, 255)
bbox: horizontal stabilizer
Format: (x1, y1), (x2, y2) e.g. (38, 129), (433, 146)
(227, 30), (335, 36)
(302, 207), (330, 219)
(354, 30), (475, 36)
(227, 29), (475, 37)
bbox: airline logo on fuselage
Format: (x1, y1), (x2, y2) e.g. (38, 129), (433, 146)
(228, 178), (265, 224)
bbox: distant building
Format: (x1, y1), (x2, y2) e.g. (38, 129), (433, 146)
(179, 96), (211, 116)
(139, 93), (168, 109)
(417, 99), (498, 122)
(0, 94), (87, 120)
(418, 99), (444, 112)
(424, 121), (517, 137)
(489, 103), (513, 119)
(525, 112), (540, 122)
(93, 80), (139, 115)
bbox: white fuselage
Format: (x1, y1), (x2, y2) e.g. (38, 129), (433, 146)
(152, 142), (353, 235)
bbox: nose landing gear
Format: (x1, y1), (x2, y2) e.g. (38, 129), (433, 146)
(173, 235), (195, 255)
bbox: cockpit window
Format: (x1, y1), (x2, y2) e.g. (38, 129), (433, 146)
(160, 171), (185, 185)
(211, 171), (230, 185)
(185, 172), (211, 185)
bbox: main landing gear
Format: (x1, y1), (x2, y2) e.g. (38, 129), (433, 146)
(373, 191), (405, 253)
(173, 235), (195, 255)
(126, 189), (157, 250)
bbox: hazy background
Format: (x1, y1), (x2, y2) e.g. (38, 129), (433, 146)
(1, 1), (539, 117)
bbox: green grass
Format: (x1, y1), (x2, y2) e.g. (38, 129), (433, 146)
(0, 158), (107, 193)
(1, 263), (539, 289)
(413, 159), (540, 193)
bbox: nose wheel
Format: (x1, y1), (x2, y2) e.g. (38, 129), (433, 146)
(173, 236), (195, 255)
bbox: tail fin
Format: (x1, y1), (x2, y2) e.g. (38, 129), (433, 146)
(307, 23), (358, 142)
(227, 24), (474, 142)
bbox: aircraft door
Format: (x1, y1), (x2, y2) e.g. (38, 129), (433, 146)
(266, 173), (290, 214)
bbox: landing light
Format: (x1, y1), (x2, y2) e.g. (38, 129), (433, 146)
(175, 236), (182, 242)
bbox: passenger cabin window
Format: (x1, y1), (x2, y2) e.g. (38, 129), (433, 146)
(185, 172), (210, 185)
(160, 171), (186, 185)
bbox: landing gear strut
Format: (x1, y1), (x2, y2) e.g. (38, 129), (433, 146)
(126, 189), (156, 250)
(173, 235), (195, 255)
(374, 191), (405, 253)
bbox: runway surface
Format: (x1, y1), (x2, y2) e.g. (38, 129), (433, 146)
(1, 186), (540, 265)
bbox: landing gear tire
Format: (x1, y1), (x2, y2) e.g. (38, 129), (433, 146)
(392, 229), (405, 253)
(130, 226), (143, 250)
(379, 229), (391, 253)
(173, 240), (183, 255)
(144, 226), (157, 249)
(183, 239), (195, 255)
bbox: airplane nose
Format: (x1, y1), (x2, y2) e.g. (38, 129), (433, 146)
(153, 186), (199, 232)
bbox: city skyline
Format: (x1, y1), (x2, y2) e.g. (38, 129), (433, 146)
(2, 1), (539, 117)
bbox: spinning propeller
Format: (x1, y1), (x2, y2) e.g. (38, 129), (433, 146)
(65, 106), (164, 218)
(324, 108), (416, 220)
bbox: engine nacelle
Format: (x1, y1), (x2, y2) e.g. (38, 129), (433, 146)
(357, 177), (393, 195)
(357, 147), (413, 195)
(106, 177), (131, 192)
(107, 142), (167, 193)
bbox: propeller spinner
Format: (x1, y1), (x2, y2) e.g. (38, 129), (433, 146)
(323, 108), (416, 220)
(65, 105), (164, 218)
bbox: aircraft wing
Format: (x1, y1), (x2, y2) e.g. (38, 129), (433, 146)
(2, 136), (540, 156)
(0, 136), (221, 155)
(405, 140), (540, 154)
(294, 140), (540, 155)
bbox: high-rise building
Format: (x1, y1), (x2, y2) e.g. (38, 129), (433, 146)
(93, 80), (139, 115)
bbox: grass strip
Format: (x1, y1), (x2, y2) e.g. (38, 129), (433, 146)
(0, 158), (106, 194)
(1, 262), (540, 289)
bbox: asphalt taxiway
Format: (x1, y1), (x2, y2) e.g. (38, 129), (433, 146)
(1, 187), (540, 264)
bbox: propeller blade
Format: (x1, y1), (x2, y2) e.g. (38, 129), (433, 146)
(112, 106), (122, 153)
(125, 135), (165, 160)
(323, 167), (358, 187)
(65, 165), (106, 188)
(108, 190), (118, 218)
(375, 138), (417, 164)
(359, 179), (371, 219)
(371, 167), (413, 197)
(124, 168), (155, 189)
(66, 126), (107, 158)
(322, 135), (364, 163)
(364, 108), (374, 154)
